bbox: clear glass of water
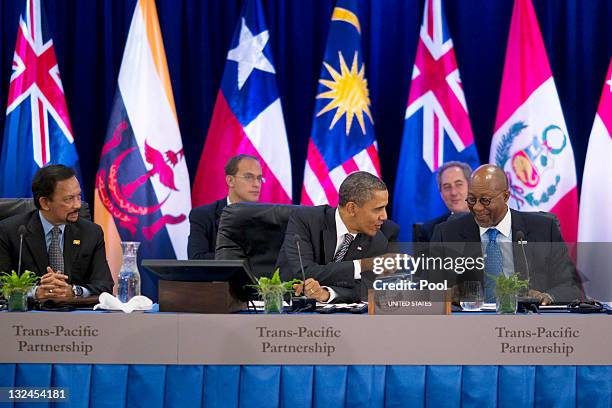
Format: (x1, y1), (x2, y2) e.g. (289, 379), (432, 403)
(460, 281), (484, 311)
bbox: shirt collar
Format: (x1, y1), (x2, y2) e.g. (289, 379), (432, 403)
(38, 211), (66, 236)
(335, 208), (357, 239)
(478, 206), (512, 238)
(227, 196), (232, 206)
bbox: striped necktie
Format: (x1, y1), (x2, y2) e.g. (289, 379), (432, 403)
(333, 233), (354, 262)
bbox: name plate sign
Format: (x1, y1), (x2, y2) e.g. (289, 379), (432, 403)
(368, 289), (451, 315)
(0, 312), (610, 365)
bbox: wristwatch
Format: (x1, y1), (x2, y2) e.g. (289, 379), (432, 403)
(72, 285), (84, 297)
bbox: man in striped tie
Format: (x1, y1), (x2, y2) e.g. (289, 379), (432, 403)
(277, 172), (400, 303)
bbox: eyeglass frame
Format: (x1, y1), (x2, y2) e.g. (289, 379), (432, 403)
(233, 173), (266, 184)
(465, 190), (506, 207)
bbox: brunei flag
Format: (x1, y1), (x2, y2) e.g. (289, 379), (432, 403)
(94, 0), (191, 299)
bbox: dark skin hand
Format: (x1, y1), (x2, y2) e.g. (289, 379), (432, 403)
(35, 266), (74, 300)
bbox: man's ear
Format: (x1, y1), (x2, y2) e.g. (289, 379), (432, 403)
(502, 190), (510, 203)
(226, 175), (234, 188)
(344, 202), (357, 216)
(39, 197), (50, 211)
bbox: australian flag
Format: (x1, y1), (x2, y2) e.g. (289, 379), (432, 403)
(393, 0), (479, 241)
(0, 0), (80, 197)
(301, 0), (381, 206)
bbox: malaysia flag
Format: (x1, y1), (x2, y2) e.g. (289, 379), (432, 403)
(578, 58), (612, 302)
(490, 0), (578, 243)
(392, 0), (480, 241)
(191, 0), (292, 207)
(301, 0), (381, 206)
(94, 0), (191, 299)
(0, 0), (81, 197)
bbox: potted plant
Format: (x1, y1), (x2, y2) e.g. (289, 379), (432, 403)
(0, 270), (39, 312)
(252, 269), (300, 313)
(491, 272), (529, 314)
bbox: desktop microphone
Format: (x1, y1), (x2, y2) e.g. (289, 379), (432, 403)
(516, 231), (530, 283)
(292, 234), (317, 312)
(515, 230), (539, 311)
(17, 225), (27, 275)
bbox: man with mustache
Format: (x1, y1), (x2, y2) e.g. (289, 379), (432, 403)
(430, 164), (582, 304)
(277, 171), (400, 303)
(0, 165), (113, 300)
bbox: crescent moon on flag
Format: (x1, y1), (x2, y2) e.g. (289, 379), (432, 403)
(331, 7), (361, 34)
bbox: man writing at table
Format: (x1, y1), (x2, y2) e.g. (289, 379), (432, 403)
(0, 165), (113, 300)
(430, 164), (582, 304)
(277, 171), (400, 303)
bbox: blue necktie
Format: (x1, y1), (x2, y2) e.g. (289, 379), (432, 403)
(484, 228), (503, 301)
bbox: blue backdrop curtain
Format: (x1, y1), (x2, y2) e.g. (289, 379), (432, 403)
(0, 0), (610, 210)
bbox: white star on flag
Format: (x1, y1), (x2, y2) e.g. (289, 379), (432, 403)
(227, 18), (275, 90)
(606, 73), (612, 92)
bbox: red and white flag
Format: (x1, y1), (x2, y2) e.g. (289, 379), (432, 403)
(578, 58), (612, 301)
(490, 0), (578, 243)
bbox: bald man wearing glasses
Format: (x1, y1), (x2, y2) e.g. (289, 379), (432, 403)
(430, 164), (582, 304)
(188, 154), (264, 259)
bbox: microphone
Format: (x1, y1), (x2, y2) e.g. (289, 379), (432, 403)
(292, 234), (316, 312)
(515, 231), (530, 283)
(17, 225), (27, 275)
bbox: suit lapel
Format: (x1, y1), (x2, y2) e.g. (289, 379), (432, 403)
(63, 223), (81, 278)
(215, 199), (227, 226)
(25, 212), (49, 275)
(323, 207), (337, 264)
(345, 233), (370, 260)
(457, 217), (482, 258)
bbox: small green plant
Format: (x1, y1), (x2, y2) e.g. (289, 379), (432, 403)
(488, 272), (529, 314)
(492, 272), (529, 297)
(251, 269), (301, 313)
(0, 270), (39, 299)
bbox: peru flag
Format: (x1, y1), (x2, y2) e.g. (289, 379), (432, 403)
(490, 0), (578, 243)
(191, 0), (292, 207)
(578, 59), (612, 301)
(94, 0), (191, 299)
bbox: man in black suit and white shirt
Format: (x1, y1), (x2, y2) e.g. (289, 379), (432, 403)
(430, 164), (581, 304)
(188, 154), (263, 259)
(0, 165), (113, 299)
(277, 172), (400, 303)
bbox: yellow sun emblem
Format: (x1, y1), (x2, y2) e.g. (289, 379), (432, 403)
(316, 51), (374, 136)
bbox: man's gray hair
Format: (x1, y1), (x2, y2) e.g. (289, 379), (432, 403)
(436, 161), (472, 190)
(338, 171), (387, 206)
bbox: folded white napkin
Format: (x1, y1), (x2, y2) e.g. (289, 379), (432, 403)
(93, 292), (153, 313)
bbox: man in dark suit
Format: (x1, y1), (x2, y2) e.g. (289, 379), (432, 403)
(0, 165), (113, 299)
(277, 172), (400, 303)
(188, 154), (263, 259)
(415, 161), (472, 242)
(430, 164), (581, 304)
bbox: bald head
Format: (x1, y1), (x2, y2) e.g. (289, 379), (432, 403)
(466, 164), (510, 228)
(470, 164), (508, 191)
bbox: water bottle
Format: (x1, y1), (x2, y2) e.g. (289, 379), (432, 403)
(117, 241), (141, 303)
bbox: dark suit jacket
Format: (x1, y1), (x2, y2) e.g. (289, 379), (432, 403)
(415, 212), (451, 243)
(430, 209), (582, 303)
(276, 205), (400, 303)
(187, 198), (227, 259)
(0, 210), (113, 295)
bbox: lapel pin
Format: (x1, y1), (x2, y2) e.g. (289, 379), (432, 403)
(73, 240), (81, 246)
(357, 246), (362, 251)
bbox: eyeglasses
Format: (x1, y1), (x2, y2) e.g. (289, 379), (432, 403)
(234, 174), (266, 184)
(465, 191), (504, 207)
